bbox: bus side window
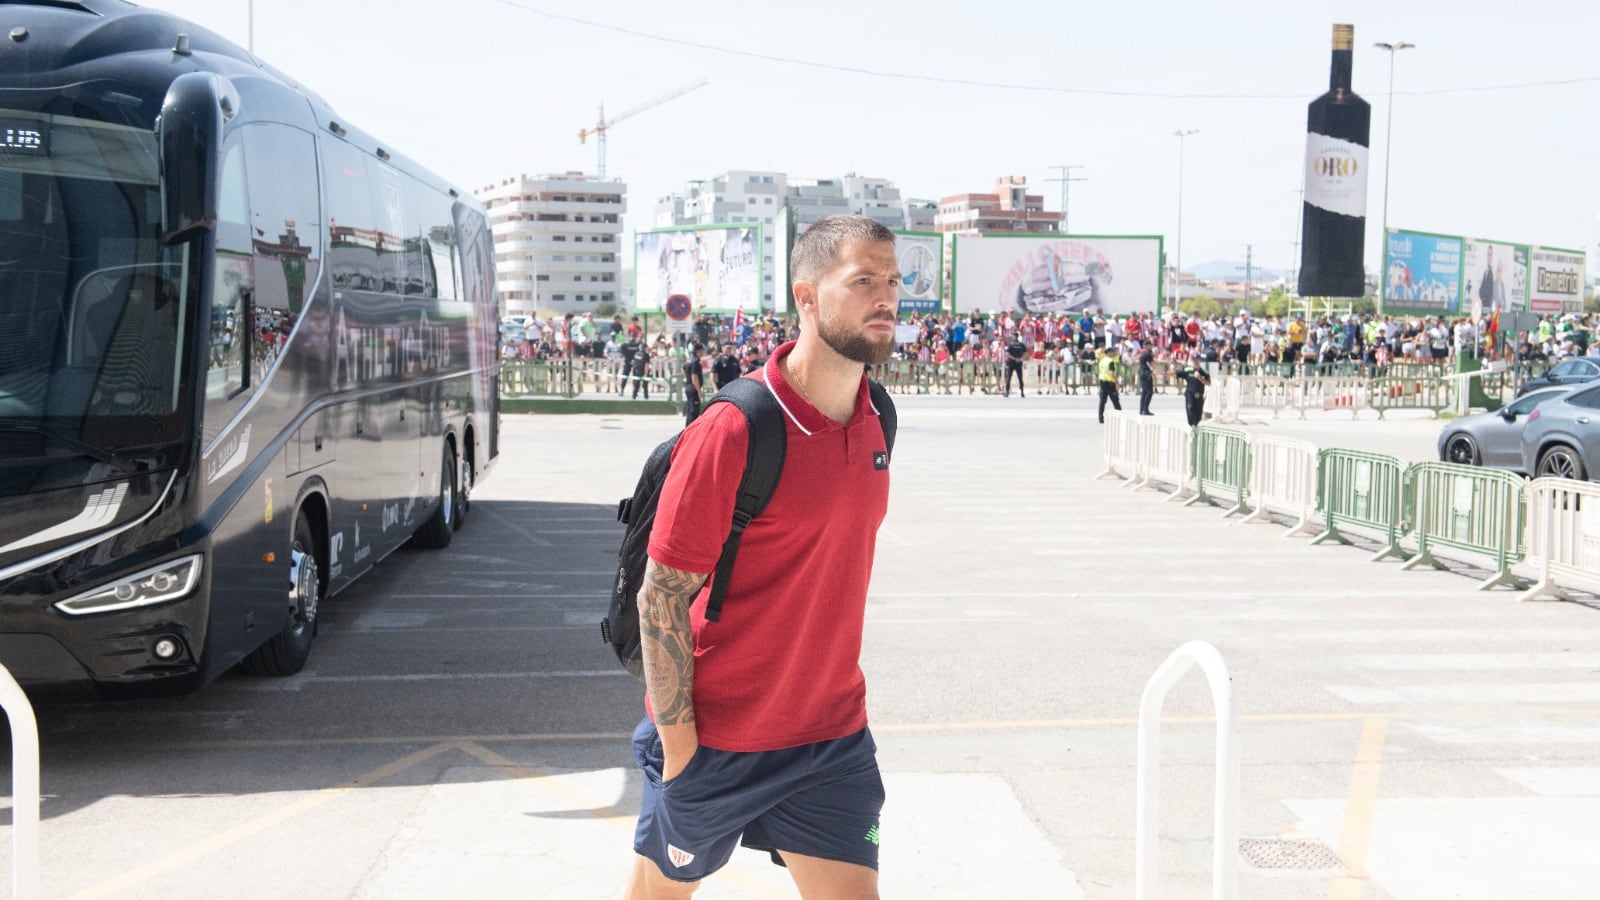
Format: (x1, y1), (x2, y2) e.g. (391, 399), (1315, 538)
(242, 124), (321, 385)
(204, 134), (253, 442)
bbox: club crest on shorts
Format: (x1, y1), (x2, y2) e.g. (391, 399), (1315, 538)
(667, 843), (696, 868)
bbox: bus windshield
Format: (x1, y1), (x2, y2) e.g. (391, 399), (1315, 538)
(0, 108), (188, 450)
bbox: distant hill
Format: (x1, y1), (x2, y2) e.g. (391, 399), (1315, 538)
(1188, 259), (1288, 281)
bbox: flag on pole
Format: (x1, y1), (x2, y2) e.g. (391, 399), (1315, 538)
(732, 307), (744, 344)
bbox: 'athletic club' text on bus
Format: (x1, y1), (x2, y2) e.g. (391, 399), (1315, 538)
(0, 0), (500, 695)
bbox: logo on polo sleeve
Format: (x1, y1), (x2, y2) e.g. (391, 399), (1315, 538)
(873, 451), (888, 470)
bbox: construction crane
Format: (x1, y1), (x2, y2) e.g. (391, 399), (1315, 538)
(578, 78), (709, 178)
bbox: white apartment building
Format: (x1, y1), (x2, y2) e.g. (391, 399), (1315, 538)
(474, 172), (626, 317)
(654, 170), (786, 310)
(653, 170), (933, 311)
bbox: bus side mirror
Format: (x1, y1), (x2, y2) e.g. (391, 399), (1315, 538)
(158, 73), (233, 245)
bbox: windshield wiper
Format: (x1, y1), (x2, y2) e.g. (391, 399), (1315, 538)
(0, 418), (127, 466)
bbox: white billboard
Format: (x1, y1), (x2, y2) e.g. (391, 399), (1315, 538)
(635, 224), (763, 313)
(1529, 246), (1586, 314)
(1461, 239), (1528, 316)
(952, 235), (1163, 316)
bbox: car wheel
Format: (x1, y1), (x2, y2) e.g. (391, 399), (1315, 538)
(1537, 445), (1587, 481)
(1443, 433), (1479, 466)
(241, 507), (320, 676)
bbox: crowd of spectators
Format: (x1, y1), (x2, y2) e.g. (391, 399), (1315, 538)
(497, 306), (1598, 394)
(883, 309), (1599, 373)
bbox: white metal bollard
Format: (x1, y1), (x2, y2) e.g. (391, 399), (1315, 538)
(1136, 641), (1241, 900)
(0, 663), (40, 900)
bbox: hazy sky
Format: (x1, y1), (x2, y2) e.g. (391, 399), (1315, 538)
(143, 0), (1599, 275)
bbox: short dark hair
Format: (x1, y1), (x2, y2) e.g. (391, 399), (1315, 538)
(790, 215), (895, 284)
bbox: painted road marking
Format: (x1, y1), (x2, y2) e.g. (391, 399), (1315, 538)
(1328, 683), (1600, 704)
(63, 742), (460, 900)
(1349, 652), (1600, 670)
(1328, 718), (1386, 900)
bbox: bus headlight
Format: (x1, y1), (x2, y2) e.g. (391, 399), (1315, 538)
(55, 555), (203, 616)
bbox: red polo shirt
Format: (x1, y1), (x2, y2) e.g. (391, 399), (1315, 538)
(646, 341), (889, 752)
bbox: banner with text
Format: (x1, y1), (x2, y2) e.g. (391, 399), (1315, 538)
(1529, 246), (1586, 314)
(952, 234), (1163, 316)
(634, 223), (764, 313)
(1382, 229), (1463, 314)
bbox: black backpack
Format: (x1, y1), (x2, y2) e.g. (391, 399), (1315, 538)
(601, 376), (896, 679)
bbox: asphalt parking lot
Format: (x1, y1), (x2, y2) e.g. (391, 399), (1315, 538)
(4, 393), (1599, 899)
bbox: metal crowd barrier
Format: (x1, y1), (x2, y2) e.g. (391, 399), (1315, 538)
(1519, 477), (1600, 602)
(1186, 424), (1252, 517)
(1238, 435), (1320, 537)
(499, 358), (683, 401)
(1129, 419), (1193, 501)
(1136, 641), (1241, 900)
(1367, 376), (1455, 418)
(1311, 449), (1412, 562)
(1098, 411), (1144, 482)
(1, 663), (40, 900)
(1401, 462), (1526, 590)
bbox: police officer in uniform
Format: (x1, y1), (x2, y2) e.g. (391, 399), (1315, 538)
(1179, 359), (1212, 427)
(1096, 345), (1122, 423)
(682, 344), (705, 426)
(1136, 347), (1155, 415)
(1004, 333), (1027, 398)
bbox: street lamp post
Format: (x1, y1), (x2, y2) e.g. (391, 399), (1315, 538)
(1172, 129), (1198, 313)
(1374, 41), (1414, 311)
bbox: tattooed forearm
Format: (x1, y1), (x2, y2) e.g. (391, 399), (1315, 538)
(637, 559), (708, 726)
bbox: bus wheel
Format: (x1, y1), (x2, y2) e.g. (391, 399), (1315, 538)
(414, 442), (457, 549)
(241, 508), (320, 676)
(453, 453), (472, 532)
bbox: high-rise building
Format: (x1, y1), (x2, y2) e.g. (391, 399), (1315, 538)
(474, 172), (626, 317)
(933, 176), (1062, 235)
(653, 170), (928, 310)
(933, 176), (1063, 308)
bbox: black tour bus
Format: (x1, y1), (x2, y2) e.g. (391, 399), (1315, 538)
(0, 0), (499, 694)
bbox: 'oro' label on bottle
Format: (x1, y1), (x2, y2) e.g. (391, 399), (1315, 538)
(1304, 132), (1369, 219)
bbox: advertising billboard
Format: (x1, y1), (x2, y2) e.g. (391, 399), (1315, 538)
(787, 221), (942, 315)
(1461, 239), (1528, 317)
(951, 234), (1163, 316)
(893, 230), (942, 315)
(635, 223), (763, 313)
(1529, 246), (1586, 314)
(1382, 229), (1462, 314)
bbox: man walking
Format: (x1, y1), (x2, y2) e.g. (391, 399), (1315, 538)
(1096, 344), (1122, 423)
(625, 215), (896, 899)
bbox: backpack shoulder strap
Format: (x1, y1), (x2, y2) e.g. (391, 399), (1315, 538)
(868, 379), (896, 460)
(702, 377), (786, 622)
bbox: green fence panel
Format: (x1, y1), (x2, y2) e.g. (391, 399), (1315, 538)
(1400, 461), (1526, 590)
(1184, 424), (1251, 517)
(1311, 448), (1411, 561)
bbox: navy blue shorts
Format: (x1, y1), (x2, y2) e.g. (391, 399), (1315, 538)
(631, 717), (885, 883)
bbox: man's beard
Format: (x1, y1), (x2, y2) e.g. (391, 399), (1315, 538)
(818, 313), (895, 365)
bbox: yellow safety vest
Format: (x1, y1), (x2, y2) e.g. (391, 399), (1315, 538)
(1097, 354), (1117, 383)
